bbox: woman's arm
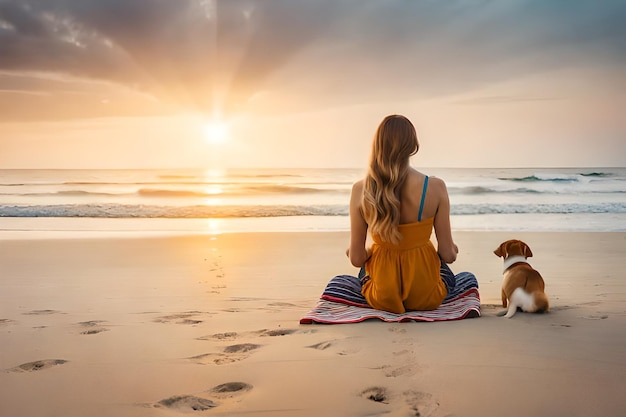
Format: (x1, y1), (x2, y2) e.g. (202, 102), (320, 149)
(432, 178), (458, 263)
(347, 180), (370, 267)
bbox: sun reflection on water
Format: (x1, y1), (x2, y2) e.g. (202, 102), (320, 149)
(205, 218), (222, 234)
(205, 185), (223, 195)
(201, 169), (226, 205)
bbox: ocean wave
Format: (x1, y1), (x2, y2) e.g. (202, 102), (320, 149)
(448, 186), (541, 195)
(2, 201), (625, 219)
(499, 171), (617, 183)
(0, 190), (130, 197)
(0, 204), (350, 218)
(136, 185), (348, 197)
(158, 173), (306, 180)
(137, 189), (217, 198)
(2, 185), (350, 199)
(53, 190), (123, 197)
(448, 185), (625, 195)
(453, 172), (626, 194)
(451, 202), (626, 215)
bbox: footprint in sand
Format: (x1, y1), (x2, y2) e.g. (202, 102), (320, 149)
(384, 364), (416, 378)
(402, 390), (439, 417)
(373, 363), (419, 378)
(78, 320), (110, 335)
(206, 256), (226, 289)
(209, 284), (226, 294)
(223, 343), (261, 354)
(189, 343), (262, 365)
(382, 348), (420, 377)
(388, 326), (407, 334)
(306, 338), (360, 355)
(208, 257), (224, 275)
(257, 328), (299, 337)
(209, 382), (253, 399)
(361, 386), (389, 403)
(7, 359), (68, 373)
(153, 311), (208, 325)
(152, 382), (252, 412)
(155, 395), (218, 412)
(192, 328), (310, 364)
(206, 255), (226, 287)
(0, 318), (15, 326)
(22, 309), (64, 315)
(307, 341), (334, 351)
(361, 387), (439, 416)
(197, 331), (239, 341)
(196, 328), (303, 341)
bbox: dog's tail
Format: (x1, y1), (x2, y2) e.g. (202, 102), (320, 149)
(503, 303), (519, 318)
(505, 288), (549, 318)
(533, 291), (550, 314)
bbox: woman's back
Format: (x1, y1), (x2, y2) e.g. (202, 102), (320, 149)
(361, 170), (448, 313)
(398, 169), (439, 224)
(398, 169), (457, 264)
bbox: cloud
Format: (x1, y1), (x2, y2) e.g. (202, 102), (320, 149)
(0, 0), (624, 120)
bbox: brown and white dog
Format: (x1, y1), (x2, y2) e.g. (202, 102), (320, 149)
(494, 239), (549, 318)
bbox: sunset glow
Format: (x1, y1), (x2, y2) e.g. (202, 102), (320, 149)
(203, 119), (231, 145)
(204, 185), (223, 195)
(0, 1), (624, 169)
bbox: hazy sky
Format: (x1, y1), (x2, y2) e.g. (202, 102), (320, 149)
(0, 0), (625, 169)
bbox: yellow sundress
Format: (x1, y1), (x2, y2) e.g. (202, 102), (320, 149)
(361, 177), (447, 314)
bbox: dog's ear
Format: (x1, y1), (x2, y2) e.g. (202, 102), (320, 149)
(494, 242), (506, 257)
(520, 241), (533, 258)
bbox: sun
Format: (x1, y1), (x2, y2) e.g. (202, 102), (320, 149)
(203, 119), (230, 145)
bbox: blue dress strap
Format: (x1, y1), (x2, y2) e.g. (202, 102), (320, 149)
(418, 175), (429, 222)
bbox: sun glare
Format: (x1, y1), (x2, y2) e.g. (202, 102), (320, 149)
(205, 185), (223, 195)
(203, 119), (230, 145)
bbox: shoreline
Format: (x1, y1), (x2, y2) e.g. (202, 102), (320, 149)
(1, 231), (625, 416)
(2, 210), (626, 241)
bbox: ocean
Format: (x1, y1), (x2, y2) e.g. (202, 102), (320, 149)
(1, 167), (625, 238)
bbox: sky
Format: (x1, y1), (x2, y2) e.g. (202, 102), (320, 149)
(0, 0), (625, 169)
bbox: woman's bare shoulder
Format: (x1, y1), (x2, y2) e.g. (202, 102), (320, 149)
(352, 178), (365, 191)
(424, 176), (449, 202)
(427, 175), (447, 189)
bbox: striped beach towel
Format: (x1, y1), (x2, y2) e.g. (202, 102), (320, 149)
(300, 271), (480, 324)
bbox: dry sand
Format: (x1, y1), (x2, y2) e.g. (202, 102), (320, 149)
(1, 231), (625, 417)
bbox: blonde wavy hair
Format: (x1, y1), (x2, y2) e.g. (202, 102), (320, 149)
(361, 115), (419, 244)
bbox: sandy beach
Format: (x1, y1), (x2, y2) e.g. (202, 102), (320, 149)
(1, 231), (625, 417)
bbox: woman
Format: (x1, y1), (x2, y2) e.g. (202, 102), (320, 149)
(347, 115), (459, 314)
